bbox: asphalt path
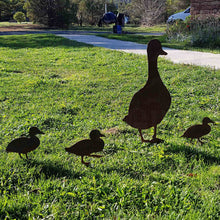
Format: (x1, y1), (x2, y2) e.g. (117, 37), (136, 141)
(57, 34), (220, 70)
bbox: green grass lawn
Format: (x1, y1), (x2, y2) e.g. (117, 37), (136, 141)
(70, 24), (166, 33)
(123, 24), (166, 33)
(0, 34), (219, 219)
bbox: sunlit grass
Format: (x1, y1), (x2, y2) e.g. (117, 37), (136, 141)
(123, 24), (166, 33)
(0, 34), (219, 219)
(70, 24), (166, 33)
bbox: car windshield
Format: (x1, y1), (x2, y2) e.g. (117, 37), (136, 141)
(185, 8), (190, 13)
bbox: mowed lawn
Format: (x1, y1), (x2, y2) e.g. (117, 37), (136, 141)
(0, 34), (219, 219)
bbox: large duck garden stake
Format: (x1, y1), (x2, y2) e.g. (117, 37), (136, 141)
(123, 39), (171, 143)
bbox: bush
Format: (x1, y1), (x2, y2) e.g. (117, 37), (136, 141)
(190, 17), (220, 49)
(166, 16), (190, 42)
(13, 12), (26, 23)
(166, 16), (220, 49)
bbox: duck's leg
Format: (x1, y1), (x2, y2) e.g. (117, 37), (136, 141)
(150, 125), (163, 143)
(198, 138), (204, 145)
(19, 153), (24, 159)
(138, 129), (150, 143)
(81, 156), (90, 166)
(138, 129), (147, 143)
(25, 154), (29, 159)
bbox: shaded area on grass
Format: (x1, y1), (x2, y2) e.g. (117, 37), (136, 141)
(23, 158), (83, 179)
(165, 144), (220, 165)
(0, 34), (92, 49)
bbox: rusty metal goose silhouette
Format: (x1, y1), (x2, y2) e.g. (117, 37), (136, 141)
(6, 127), (44, 159)
(181, 117), (215, 144)
(65, 129), (105, 166)
(123, 39), (171, 143)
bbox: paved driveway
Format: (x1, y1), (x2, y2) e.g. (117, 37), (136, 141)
(57, 34), (220, 70)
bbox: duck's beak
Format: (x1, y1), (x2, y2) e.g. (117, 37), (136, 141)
(210, 119), (216, 125)
(100, 133), (105, 137)
(160, 48), (167, 55)
(39, 130), (45, 134)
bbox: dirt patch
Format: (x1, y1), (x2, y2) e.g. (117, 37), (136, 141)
(0, 23), (46, 32)
(104, 127), (120, 135)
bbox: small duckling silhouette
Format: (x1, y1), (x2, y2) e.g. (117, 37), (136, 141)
(6, 127), (44, 159)
(65, 129), (105, 166)
(181, 117), (215, 144)
(123, 39), (171, 143)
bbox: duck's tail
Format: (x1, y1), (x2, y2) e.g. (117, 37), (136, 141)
(6, 143), (14, 152)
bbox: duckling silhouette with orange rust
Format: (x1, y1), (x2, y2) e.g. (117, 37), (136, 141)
(181, 117), (215, 144)
(123, 39), (171, 143)
(6, 127), (44, 159)
(65, 129), (105, 166)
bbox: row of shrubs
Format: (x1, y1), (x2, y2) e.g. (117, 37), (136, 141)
(166, 16), (220, 49)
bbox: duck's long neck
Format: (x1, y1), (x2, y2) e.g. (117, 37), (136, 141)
(147, 55), (161, 83)
(202, 122), (210, 127)
(29, 134), (39, 141)
(29, 133), (36, 138)
(30, 134), (39, 139)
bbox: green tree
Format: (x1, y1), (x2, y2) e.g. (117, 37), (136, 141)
(0, 0), (25, 21)
(0, 0), (9, 20)
(13, 11), (26, 22)
(25, 0), (76, 28)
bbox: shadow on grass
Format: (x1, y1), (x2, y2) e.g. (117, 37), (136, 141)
(0, 34), (91, 49)
(102, 153), (178, 179)
(102, 142), (219, 179)
(104, 145), (125, 156)
(23, 158), (83, 179)
(165, 144), (220, 165)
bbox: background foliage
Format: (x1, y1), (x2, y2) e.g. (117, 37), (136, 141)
(24, 0), (74, 28)
(0, 0), (25, 21)
(13, 11), (26, 23)
(166, 16), (220, 49)
(0, 0), (190, 26)
(75, 0), (116, 26)
(190, 17), (220, 49)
